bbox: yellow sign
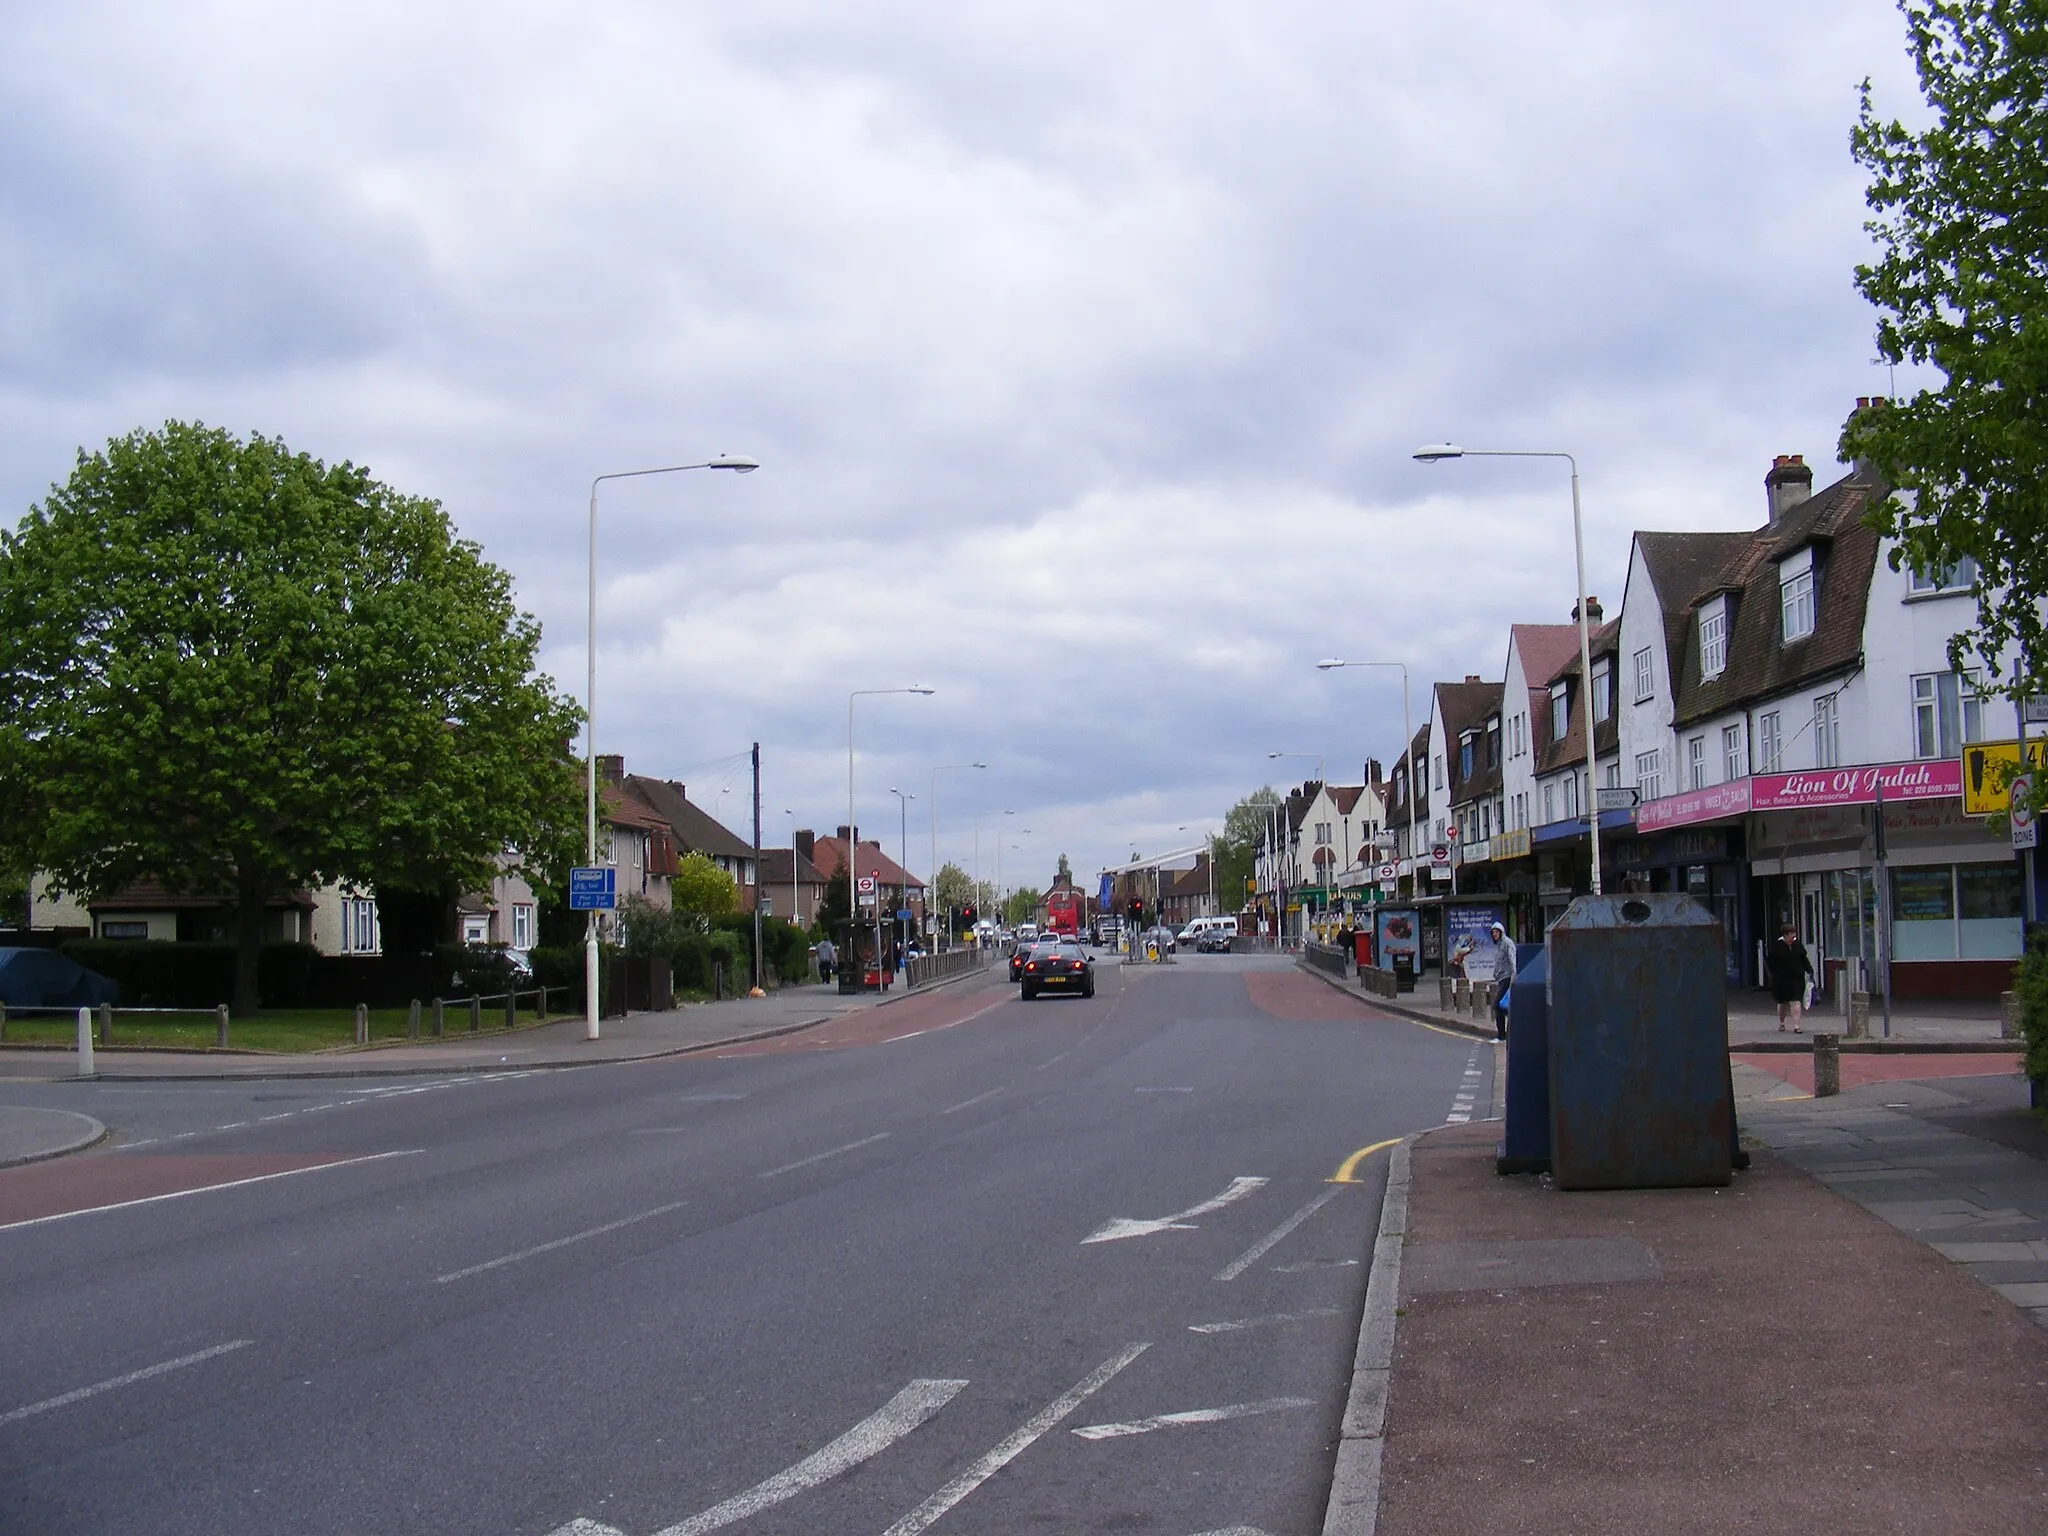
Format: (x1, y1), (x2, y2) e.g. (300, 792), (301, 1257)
(1960, 738), (2048, 816)
(1490, 827), (1532, 861)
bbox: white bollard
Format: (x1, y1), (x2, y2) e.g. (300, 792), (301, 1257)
(76, 1006), (95, 1077)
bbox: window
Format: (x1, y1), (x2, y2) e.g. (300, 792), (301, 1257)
(1459, 733), (1475, 781)
(1688, 735), (1706, 789)
(1814, 693), (1840, 768)
(1633, 647), (1654, 702)
(1779, 547), (1816, 642)
(462, 914), (489, 945)
(513, 904), (535, 949)
(1562, 773), (1580, 819)
(1636, 749), (1663, 801)
(1912, 671), (1984, 759)
(1486, 720), (1501, 768)
(1722, 723), (1744, 781)
(1605, 761), (1621, 788)
(1698, 596), (1728, 679)
(1906, 556), (1979, 594)
(1758, 711), (1783, 772)
(1542, 781), (1555, 823)
(1592, 661), (1613, 723)
(1315, 821), (1332, 845)
(100, 920), (148, 940)
(1433, 754), (1444, 790)
(1550, 683), (1569, 742)
(341, 897), (380, 955)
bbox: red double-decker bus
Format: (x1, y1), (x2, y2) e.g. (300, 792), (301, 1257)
(1044, 886), (1082, 938)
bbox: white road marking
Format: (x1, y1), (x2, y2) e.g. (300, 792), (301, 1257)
(672, 1093), (748, 1102)
(0, 1340), (252, 1427)
(1187, 1307), (1343, 1335)
(940, 1087), (1005, 1115)
(642, 1378), (967, 1536)
(1035, 1050), (1073, 1070)
(1214, 1187), (1344, 1281)
(1187, 1527), (1273, 1535)
(435, 1201), (688, 1283)
(758, 1132), (891, 1179)
(1083, 1177), (1268, 1245)
(0, 1150), (422, 1234)
(1071, 1396), (1314, 1441)
(1134, 1086), (1194, 1094)
(879, 1343), (1150, 1536)
(1271, 1258), (1358, 1273)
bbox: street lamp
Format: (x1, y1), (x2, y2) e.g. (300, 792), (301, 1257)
(930, 762), (986, 949)
(784, 808), (799, 933)
(1414, 445), (1603, 895)
(849, 687), (934, 984)
(584, 453), (758, 1041)
(1317, 659), (1418, 899)
(888, 787), (915, 951)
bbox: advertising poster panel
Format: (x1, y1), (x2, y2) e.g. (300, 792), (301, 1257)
(1444, 903), (1506, 978)
(1374, 908), (1420, 972)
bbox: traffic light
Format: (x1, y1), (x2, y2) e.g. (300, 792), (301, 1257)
(962, 903), (977, 929)
(1127, 897), (1144, 928)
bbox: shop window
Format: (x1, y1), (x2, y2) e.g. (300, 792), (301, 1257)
(1890, 867), (1956, 960)
(1957, 863), (2024, 959)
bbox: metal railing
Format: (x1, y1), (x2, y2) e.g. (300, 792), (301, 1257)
(905, 947), (988, 989)
(1303, 941), (1349, 978)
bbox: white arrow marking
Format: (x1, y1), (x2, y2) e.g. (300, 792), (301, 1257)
(1187, 1306), (1343, 1335)
(1071, 1396), (1315, 1441)
(1082, 1177), (1268, 1244)
(541, 1379), (968, 1536)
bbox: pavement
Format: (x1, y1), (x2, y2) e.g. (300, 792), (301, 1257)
(1321, 982), (2048, 1534)
(0, 968), (990, 1163)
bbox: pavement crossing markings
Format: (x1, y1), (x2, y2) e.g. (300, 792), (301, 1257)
(1083, 1177), (1268, 1244)
(435, 1201), (689, 1283)
(1214, 1187), (1345, 1282)
(542, 1378), (969, 1536)
(1071, 1397), (1315, 1441)
(0, 1340), (252, 1428)
(879, 1343), (1151, 1536)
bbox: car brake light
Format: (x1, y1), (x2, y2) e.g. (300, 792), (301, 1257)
(1025, 962), (1037, 972)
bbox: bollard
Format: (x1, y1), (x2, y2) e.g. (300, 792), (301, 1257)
(469, 996), (482, 1034)
(408, 999), (421, 1041)
(431, 997), (445, 1037)
(354, 1003), (368, 1046)
(505, 990), (517, 1030)
(1846, 991), (1870, 1041)
(1452, 977), (1470, 1013)
(215, 1004), (230, 1049)
(76, 1006), (94, 1076)
(537, 985), (548, 1022)
(1438, 976), (1454, 1011)
(2001, 990), (2020, 1041)
(1813, 1032), (1841, 1098)
(715, 961), (725, 1001)
(97, 1002), (113, 1046)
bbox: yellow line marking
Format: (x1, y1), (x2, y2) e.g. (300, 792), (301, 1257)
(1328, 1138), (1400, 1184)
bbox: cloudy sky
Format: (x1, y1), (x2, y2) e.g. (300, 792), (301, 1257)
(1, 1), (1935, 891)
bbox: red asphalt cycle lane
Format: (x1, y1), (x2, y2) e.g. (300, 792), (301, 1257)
(1734, 1050), (2024, 1094)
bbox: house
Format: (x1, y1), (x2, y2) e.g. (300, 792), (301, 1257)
(619, 769), (758, 903)
(1428, 676), (1506, 891)
(808, 827), (927, 933)
(760, 835), (830, 929)
(1528, 608), (1626, 931)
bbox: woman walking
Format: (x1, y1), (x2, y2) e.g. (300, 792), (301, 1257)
(1766, 922), (1815, 1033)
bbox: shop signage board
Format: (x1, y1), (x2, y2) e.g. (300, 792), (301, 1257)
(1636, 758), (1964, 833)
(1960, 738), (2048, 816)
(1490, 827), (1532, 861)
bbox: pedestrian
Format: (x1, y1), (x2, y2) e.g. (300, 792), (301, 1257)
(1766, 921), (1815, 1033)
(815, 935), (837, 985)
(1489, 921), (1516, 1040)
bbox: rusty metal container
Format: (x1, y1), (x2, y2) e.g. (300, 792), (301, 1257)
(1546, 894), (1732, 1190)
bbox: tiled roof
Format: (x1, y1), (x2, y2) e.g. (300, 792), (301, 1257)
(1666, 469), (1886, 730)
(757, 847), (826, 886)
(1437, 680), (1503, 807)
(623, 776), (756, 860)
(1511, 624), (1582, 691)
(1536, 616), (1624, 774)
(808, 836), (926, 891)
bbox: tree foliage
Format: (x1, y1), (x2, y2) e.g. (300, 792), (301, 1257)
(669, 851), (739, 923)
(0, 422), (584, 1014)
(930, 861), (974, 912)
(1054, 852), (1073, 885)
(1843, 0), (2048, 696)
(1003, 886), (1043, 927)
(1211, 787), (1282, 907)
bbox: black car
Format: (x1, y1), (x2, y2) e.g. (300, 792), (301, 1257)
(1008, 937), (1045, 983)
(1020, 938), (1094, 1000)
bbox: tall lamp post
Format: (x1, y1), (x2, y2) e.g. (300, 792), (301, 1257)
(993, 809), (1017, 922)
(784, 809), (799, 933)
(888, 787), (915, 953)
(849, 687), (934, 984)
(1316, 660), (1417, 899)
(1414, 445), (1603, 895)
(930, 762), (986, 949)
(584, 454), (757, 1040)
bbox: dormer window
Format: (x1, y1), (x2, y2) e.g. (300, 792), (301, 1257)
(1549, 682), (1569, 741)
(1699, 595), (1729, 678)
(1591, 660), (1613, 723)
(1780, 547), (1816, 643)
(1459, 731), (1476, 781)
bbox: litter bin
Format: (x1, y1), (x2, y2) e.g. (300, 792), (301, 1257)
(1392, 956), (1415, 993)
(1547, 894), (1733, 1190)
(1496, 944), (1549, 1175)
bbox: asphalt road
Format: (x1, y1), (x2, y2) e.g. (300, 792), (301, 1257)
(0, 952), (1484, 1536)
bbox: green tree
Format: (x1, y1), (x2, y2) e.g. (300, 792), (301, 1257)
(1055, 852), (1073, 885)
(0, 422), (583, 1016)
(930, 861), (974, 913)
(1003, 886), (1043, 927)
(1211, 787), (1281, 906)
(670, 851), (738, 924)
(1843, 0), (2048, 698)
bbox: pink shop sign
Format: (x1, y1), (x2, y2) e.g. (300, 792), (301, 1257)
(1751, 759), (1961, 810)
(1634, 779), (1753, 833)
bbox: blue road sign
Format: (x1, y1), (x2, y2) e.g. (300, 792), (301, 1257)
(569, 865), (616, 911)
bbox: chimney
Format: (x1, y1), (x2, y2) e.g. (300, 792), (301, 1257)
(794, 829), (815, 864)
(836, 824), (855, 844)
(1765, 453), (1813, 525)
(597, 753), (625, 788)
(1572, 596), (1603, 625)
(1363, 757), (1383, 786)
(1464, 674), (1482, 684)
(1847, 396), (1889, 481)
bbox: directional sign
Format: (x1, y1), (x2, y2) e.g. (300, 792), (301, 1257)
(568, 866), (615, 911)
(2014, 772), (2037, 851)
(1595, 786), (1639, 812)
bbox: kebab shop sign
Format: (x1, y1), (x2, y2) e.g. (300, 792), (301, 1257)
(1636, 759), (1962, 832)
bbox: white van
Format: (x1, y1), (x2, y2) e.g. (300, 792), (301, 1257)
(1178, 916), (1237, 944)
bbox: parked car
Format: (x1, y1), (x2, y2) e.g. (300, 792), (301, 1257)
(1020, 938), (1094, 1000)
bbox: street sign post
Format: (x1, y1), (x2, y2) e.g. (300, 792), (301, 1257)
(1595, 787), (1639, 813)
(568, 866), (616, 911)
(856, 874), (878, 906)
